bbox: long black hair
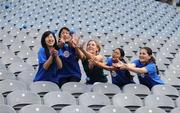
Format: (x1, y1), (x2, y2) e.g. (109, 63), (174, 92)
(141, 47), (159, 75)
(41, 31), (58, 58)
(114, 48), (126, 63)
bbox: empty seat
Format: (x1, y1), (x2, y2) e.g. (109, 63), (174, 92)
(0, 70), (15, 81)
(0, 94), (4, 104)
(61, 82), (89, 98)
(152, 84), (179, 100)
(19, 104), (57, 113)
(112, 93), (143, 112)
(135, 106), (166, 113)
(0, 105), (16, 113)
(92, 83), (121, 98)
(176, 97), (180, 107)
(60, 105), (95, 113)
(79, 92), (110, 111)
(171, 107), (180, 113)
(30, 81), (60, 97)
(8, 62), (34, 75)
(122, 84), (151, 99)
(144, 94), (175, 112)
(0, 79), (27, 96)
(161, 76), (180, 90)
(99, 105), (132, 113)
(7, 90), (41, 110)
(43, 91), (76, 110)
(17, 70), (35, 86)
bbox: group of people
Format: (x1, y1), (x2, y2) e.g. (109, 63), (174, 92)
(34, 27), (164, 89)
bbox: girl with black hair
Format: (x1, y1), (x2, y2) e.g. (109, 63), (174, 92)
(91, 48), (134, 87)
(34, 31), (62, 84)
(57, 27), (84, 87)
(116, 47), (164, 89)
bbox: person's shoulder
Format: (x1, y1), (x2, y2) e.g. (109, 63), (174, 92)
(38, 47), (45, 54)
(96, 54), (104, 61)
(38, 47), (45, 51)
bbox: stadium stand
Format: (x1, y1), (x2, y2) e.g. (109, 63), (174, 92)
(0, 0), (180, 113)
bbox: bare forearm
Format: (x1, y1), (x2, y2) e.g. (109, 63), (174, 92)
(75, 47), (85, 60)
(43, 56), (54, 70)
(94, 61), (115, 71)
(127, 66), (147, 74)
(55, 56), (62, 69)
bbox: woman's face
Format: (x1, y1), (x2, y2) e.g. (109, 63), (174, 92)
(86, 40), (99, 54)
(112, 49), (121, 62)
(139, 48), (151, 64)
(45, 34), (55, 47)
(60, 29), (70, 41)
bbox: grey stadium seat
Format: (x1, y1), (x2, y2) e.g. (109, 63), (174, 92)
(0, 105), (16, 113)
(112, 93), (143, 112)
(79, 92), (111, 111)
(19, 104), (57, 113)
(29, 81), (60, 97)
(60, 105), (95, 113)
(144, 94), (175, 112)
(99, 105), (132, 113)
(7, 90), (41, 110)
(43, 91), (77, 110)
(135, 106), (166, 113)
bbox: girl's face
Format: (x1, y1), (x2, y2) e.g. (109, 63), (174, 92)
(60, 29), (70, 41)
(45, 34), (55, 47)
(112, 49), (121, 62)
(86, 40), (99, 55)
(139, 49), (151, 64)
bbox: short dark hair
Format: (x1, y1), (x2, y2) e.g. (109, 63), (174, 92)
(58, 27), (70, 38)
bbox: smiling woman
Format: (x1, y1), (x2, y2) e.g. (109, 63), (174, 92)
(80, 39), (108, 84)
(33, 31), (62, 84)
(116, 47), (164, 89)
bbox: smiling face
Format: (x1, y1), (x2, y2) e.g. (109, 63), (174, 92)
(139, 48), (152, 64)
(112, 49), (121, 62)
(45, 34), (55, 47)
(86, 40), (100, 55)
(59, 29), (70, 42)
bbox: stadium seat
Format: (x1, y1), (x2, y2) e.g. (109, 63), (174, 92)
(170, 107), (180, 113)
(7, 90), (41, 110)
(0, 94), (4, 104)
(99, 105), (132, 113)
(0, 105), (16, 113)
(91, 82), (121, 98)
(112, 93), (143, 112)
(144, 94), (175, 112)
(0, 70), (15, 81)
(151, 84), (179, 100)
(61, 82), (89, 98)
(0, 79), (27, 96)
(43, 91), (77, 110)
(122, 84), (151, 99)
(79, 92), (110, 111)
(29, 81), (60, 97)
(135, 106), (166, 113)
(19, 104), (57, 113)
(60, 105), (95, 113)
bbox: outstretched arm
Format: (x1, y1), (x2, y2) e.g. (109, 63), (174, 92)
(118, 63), (148, 74)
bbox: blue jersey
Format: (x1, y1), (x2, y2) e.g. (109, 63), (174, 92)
(57, 44), (81, 79)
(107, 57), (134, 87)
(34, 48), (59, 84)
(132, 59), (164, 89)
